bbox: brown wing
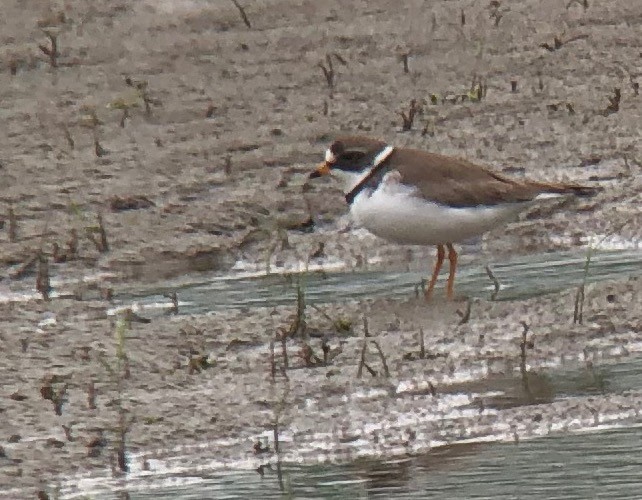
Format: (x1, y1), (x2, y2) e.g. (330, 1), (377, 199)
(391, 147), (595, 207)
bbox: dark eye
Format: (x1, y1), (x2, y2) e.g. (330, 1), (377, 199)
(341, 151), (365, 162)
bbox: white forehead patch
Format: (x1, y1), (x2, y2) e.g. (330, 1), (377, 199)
(325, 149), (336, 164)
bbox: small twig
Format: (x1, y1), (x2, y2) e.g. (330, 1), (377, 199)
(485, 264), (501, 300)
(457, 299), (472, 325)
(519, 321), (530, 374)
(280, 329), (289, 370)
(8, 206), (17, 242)
(269, 340), (276, 382)
(356, 334), (368, 379)
(400, 52), (410, 74)
(574, 243), (595, 324)
(603, 88), (621, 116)
(38, 31), (59, 68)
(230, 0), (252, 29)
(94, 136), (109, 157)
(319, 54), (335, 94)
(87, 381), (96, 410)
(8, 57), (18, 76)
(36, 253), (51, 301)
(321, 338), (330, 365)
(116, 409), (129, 473)
(363, 316), (370, 337)
(566, 0), (589, 9)
(519, 321), (533, 399)
(489, 2), (503, 26)
(53, 384), (68, 416)
(62, 125), (74, 150)
(66, 228), (78, 259)
(88, 213), (109, 253)
(399, 98), (420, 131)
(62, 424), (73, 441)
(540, 34), (588, 52)
(310, 304), (349, 335)
(163, 291), (179, 314)
(371, 340), (390, 377)
(273, 420), (280, 454)
(332, 52), (348, 66)
(274, 419), (284, 491)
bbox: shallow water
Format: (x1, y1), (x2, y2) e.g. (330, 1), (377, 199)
(115, 248), (642, 315)
(72, 425), (642, 499)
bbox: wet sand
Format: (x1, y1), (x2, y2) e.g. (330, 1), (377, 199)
(1, 0), (641, 497)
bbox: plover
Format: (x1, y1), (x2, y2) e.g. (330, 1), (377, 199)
(309, 136), (600, 300)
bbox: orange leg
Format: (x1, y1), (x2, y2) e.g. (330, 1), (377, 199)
(424, 244), (445, 300)
(446, 243), (458, 300)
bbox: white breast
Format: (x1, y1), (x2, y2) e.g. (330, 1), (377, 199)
(349, 178), (530, 245)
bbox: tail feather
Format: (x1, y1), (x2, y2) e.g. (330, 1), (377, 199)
(530, 180), (602, 198)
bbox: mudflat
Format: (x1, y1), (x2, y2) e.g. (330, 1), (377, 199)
(0, 0), (641, 497)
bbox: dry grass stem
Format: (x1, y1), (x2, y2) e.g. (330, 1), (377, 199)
(371, 340), (390, 377)
(230, 0), (252, 29)
(485, 264), (501, 300)
(8, 207), (17, 242)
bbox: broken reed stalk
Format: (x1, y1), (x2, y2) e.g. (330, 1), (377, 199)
(321, 338), (329, 365)
(401, 52), (410, 73)
(36, 253), (51, 301)
(363, 316), (370, 337)
(280, 329), (289, 370)
(164, 291), (179, 315)
(67, 228), (78, 259)
(116, 407), (129, 473)
(41, 377), (67, 415)
(38, 31), (59, 68)
(88, 213), (109, 253)
(310, 303), (343, 335)
(274, 417), (284, 491)
(356, 334), (368, 379)
(371, 340), (390, 377)
(485, 264), (501, 300)
(574, 243), (595, 324)
(114, 315), (130, 473)
(399, 99), (420, 131)
(457, 299), (472, 325)
(269, 340), (276, 382)
(603, 88), (621, 115)
(87, 381), (96, 410)
(294, 279), (306, 338)
(53, 384), (67, 416)
(273, 419), (280, 454)
(62, 125), (74, 149)
(230, 0), (252, 29)
(519, 321), (533, 400)
(8, 206), (17, 242)
(519, 321), (530, 375)
(319, 54), (335, 93)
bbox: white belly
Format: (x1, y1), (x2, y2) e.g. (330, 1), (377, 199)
(350, 187), (529, 245)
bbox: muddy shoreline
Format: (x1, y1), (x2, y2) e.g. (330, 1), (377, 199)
(1, 0), (641, 497)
